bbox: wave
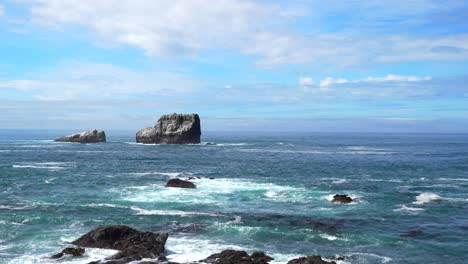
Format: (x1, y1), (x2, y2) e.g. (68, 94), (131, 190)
(437, 177), (468, 182)
(119, 178), (310, 205)
(84, 203), (129, 209)
(237, 148), (395, 155)
(130, 206), (220, 217)
(394, 205), (425, 212)
(126, 171), (187, 177)
(7, 247), (118, 264)
(413, 192), (441, 205)
(12, 162), (75, 171)
(215, 143), (251, 146)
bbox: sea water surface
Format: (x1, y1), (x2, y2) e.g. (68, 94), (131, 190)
(0, 130), (467, 264)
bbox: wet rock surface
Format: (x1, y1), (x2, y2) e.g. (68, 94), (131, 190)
(331, 194), (353, 204)
(165, 178), (197, 188)
(51, 247), (85, 258)
(201, 250), (273, 264)
(136, 113), (201, 144)
(72, 225), (168, 262)
(55, 129), (106, 143)
(287, 256), (336, 264)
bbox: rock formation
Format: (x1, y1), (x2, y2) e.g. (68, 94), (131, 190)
(331, 194), (353, 204)
(136, 113), (201, 144)
(287, 256), (336, 264)
(202, 250), (273, 264)
(51, 247), (85, 259)
(165, 178), (196, 189)
(72, 225), (168, 262)
(55, 129), (106, 143)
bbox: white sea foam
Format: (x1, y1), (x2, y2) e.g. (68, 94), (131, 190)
(394, 205), (425, 212)
(12, 162), (75, 171)
(332, 179), (349, 184)
(437, 177), (468, 182)
(7, 248), (118, 264)
(216, 143), (251, 146)
(0, 205), (30, 210)
(166, 236), (245, 263)
(351, 252), (392, 263)
(130, 206), (220, 217)
(121, 178), (309, 205)
(237, 148), (395, 155)
(413, 192), (441, 205)
(84, 203), (129, 209)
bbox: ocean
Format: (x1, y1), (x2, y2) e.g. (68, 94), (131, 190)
(0, 130), (467, 264)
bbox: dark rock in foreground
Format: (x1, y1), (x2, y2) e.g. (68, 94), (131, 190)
(165, 178), (196, 189)
(72, 225), (168, 262)
(331, 194), (353, 204)
(55, 129), (106, 143)
(136, 113), (201, 144)
(51, 247), (85, 258)
(287, 256), (336, 264)
(202, 250), (273, 264)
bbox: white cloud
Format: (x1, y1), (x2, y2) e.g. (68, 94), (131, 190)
(298, 74), (436, 99)
(0, 62), (202, 100)
(0, 4), (5, 17)
(30, 0), (275, 56)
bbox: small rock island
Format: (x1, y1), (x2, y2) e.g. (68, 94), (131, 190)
(136, 113), (201, 144)
(54, 129), (106, 143)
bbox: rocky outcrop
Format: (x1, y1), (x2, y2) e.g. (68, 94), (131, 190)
(136, 113), (201, 144)
(51, 247), (85, 259)
(287, 256), (336, 264)
(202, 250), (273, 264)
(165, 178), (196, 189)
(331, 194), (353, 204)
(55, 129), (106, 143)
(72, 225), (168, 262)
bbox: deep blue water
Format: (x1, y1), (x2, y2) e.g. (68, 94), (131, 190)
(0, 130), (467, 264)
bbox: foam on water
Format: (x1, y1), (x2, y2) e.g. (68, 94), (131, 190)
(12, 162), (75, 171)
(7, 248), (118, 264)
(413, 192), (441, 205)
(394, 205), (425, 212)
(120, 178), (311, 205)
(130, 206), (220, 217)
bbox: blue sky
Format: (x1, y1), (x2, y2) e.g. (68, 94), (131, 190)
(0, 0), (467, 132)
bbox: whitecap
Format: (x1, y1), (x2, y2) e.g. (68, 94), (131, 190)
(394, 205), (425, 212)
(12, 162), (75, 171)
(130, 206), (219, 217)
(84, 203), (128, 209)
(413, 192), (441, 205)
(215, 143), (250, 146)
(332, 179), (349, 184)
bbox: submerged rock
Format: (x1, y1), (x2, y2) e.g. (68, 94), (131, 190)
(331, 194), (353, 204)
(400, 230), (424, 237)
(136, 113), (201, 144)
(287, 256), (336, 264)
(51, 247), (85, 258)
(165, 178), (197, 189)
(202, 250), (273, 264)
(55, 129), (106, 143)
(72, 225), (168, 262)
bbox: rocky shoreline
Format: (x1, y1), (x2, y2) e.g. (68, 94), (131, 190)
(52, 225), (337, 264)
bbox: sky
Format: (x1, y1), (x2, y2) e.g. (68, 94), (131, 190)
(0, 0), (467, 132)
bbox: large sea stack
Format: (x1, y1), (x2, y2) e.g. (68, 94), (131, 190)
(136, 113), (201, 144)
(54, 129), (106, 143)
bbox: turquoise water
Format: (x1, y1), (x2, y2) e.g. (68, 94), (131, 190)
(0, 130), (467, 263)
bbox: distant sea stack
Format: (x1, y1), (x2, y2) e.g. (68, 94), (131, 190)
(136, 113), (201, 144)
(54, 129), (106, 143)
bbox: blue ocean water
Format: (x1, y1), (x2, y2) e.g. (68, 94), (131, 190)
(0, 130), (467, 264)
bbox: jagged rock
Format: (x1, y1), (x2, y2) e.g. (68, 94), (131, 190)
(55, 129), (106, 143)
(202, 250), (273, 264)
(72, 225), (168, 262)
(165, 178), (196, 189)
(287, 256), (336, 264)
(331, 194), (353, 204)
(136, 113), (201, 144)
(51, 247), (85, 258)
